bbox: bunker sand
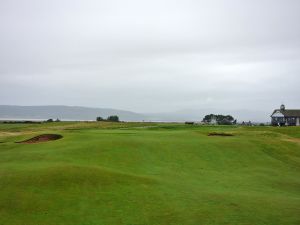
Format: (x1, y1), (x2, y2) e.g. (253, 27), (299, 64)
(16, 134), (63, 143)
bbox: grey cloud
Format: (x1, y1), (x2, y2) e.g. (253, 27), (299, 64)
(0, 0), (300, 121)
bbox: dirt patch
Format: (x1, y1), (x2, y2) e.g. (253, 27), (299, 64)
(0, 132), (22, 137)
(208, 132), (234, 137)
(16, 134), (63, 144)
(282, 138), (300, 144)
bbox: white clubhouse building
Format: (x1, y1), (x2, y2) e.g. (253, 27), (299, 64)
(271, 104), (300, 126)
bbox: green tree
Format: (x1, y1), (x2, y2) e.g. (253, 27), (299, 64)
(202, 114), (235, 125)
(107, 115), (119, 122)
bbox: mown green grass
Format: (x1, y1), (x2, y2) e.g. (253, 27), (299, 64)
(0, 122), (300, 225)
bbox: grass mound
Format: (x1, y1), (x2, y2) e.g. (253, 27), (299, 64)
(16, 134), (63, 143)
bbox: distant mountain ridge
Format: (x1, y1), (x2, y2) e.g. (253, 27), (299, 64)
(0, 105), (145, 121)
(0, 105), (270, 122)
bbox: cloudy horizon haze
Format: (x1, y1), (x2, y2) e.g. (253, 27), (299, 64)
(1, 0), (300, 120)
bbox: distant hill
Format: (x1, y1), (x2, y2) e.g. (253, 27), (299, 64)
(0, 105), (270, 123)
(0, 105), (146, 122)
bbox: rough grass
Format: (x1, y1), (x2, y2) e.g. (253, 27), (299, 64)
(0, 122), (300, 225)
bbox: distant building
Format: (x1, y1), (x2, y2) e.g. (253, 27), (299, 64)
(241, 121), (253, 126)
(271, 104), (300, 126)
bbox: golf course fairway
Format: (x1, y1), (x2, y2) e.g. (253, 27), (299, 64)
(0, 122), (299, 225)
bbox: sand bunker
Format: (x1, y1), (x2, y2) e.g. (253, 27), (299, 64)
(16, 134), (63, 144)
(208, 132), (234, 137)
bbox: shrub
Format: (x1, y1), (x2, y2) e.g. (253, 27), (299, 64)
(96, 116), (104, 121)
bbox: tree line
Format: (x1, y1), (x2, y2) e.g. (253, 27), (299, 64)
(202, 114), (236, 125)
(96, 115), (119, 122)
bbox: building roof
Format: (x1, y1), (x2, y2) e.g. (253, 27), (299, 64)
(272, 109), (300, 117)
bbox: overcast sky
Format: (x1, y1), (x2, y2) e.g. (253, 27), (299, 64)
(0, 0), (299, 114)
